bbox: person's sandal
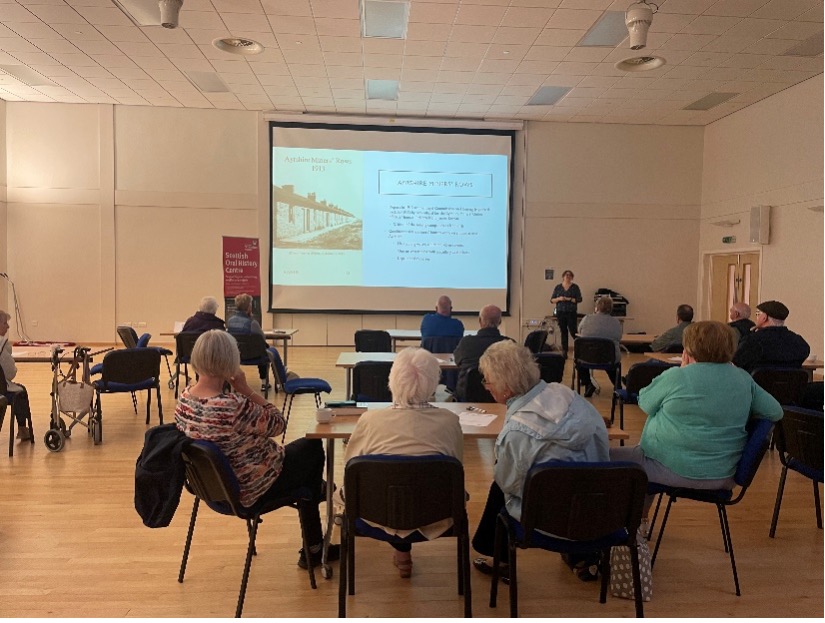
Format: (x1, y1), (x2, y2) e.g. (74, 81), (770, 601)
(393, 552), (413, 578)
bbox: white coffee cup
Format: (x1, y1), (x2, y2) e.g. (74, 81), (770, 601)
(316, 407), (335, 423)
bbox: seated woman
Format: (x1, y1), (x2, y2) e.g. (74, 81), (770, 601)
(611, 320), (783, 517)
(0, 309), (33, 442)
(181, 296), (225, 333)
(174, 330), (335, 568)
(226, 293), (270, 390)
(342, 347), (463, 578)
(471, 340), (609, 579)
(577, 295), (622, 397)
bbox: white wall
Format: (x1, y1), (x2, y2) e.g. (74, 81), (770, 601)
(522, 122), (704, 336)
(700, 75), (824, 355)
(0, 99), (6, 312)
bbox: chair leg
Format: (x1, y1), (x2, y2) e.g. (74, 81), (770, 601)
(490, 516), (504, 608)
(599, 548), (610, 604)
(456, 534), (463, 595)
(131, 391), (138, 414)
(629, 541), (645, 618)
(178, 497), (200, 583)
(462, 531), (472, 618)
(647, 493), (663, 541)
(175, 362), (181, 399)
(814, 480), (822, 530)
(716, 505), (729, 553)
(719, 505), (740, 596)
(236, 515), (262, 618)
(651, 496), (675, 568)
(163, 355), (174, 386)
(610, 393), (617, 425)
(769, 465), (788, 538)
(338, 523), (348, 617)
(145, 389), (151, 425)
(348, 530), (356, 596)
(8, 395), (15, 458)
(507, 538), (518, 618)
(156, 386), (164, 425)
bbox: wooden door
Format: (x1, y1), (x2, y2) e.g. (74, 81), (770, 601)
(710, 252), (760, 323)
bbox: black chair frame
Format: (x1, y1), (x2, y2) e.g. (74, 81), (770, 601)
(0, 368), (34, 457)
(571, 338), (621, 395)
(94, 348), (163, 445)
(463, 366), (495, 402)
(350, 361), (393, 402)
(174, 332), (201, 398)
(770, 407), (824, 538)
(354, 330), (392, 353)
(523, 330), (549, 354)
(338, 454), (471, 618)
(179, 440), (317, 618)
(535, 352), (565, 385)
(490, 461), (648, 618)
(646, 419), (774, 596)
(233, 334), (272, 399)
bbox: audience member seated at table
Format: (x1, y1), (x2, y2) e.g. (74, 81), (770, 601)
(420, 295), (464, 339)
(174, 330), (336, 569)
(226, 293), (269, 390)
(0, 309), (33, 442)
(577, 295), (622, 398)
(471, 340), (609, 581)
(341, 347), (463, 578)
(728, 302), (754, 343)
(732, 300), (810, 373)
(650, 304), (694, 352)
(453, 304), (512, 401)
(181, 296), (225, 333)
(611, 321), (783, 520)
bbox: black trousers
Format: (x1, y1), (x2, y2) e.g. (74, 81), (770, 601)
(556, 311), (578, 351)
(472, 481), (507, 557)
(255, 437), (325, 545)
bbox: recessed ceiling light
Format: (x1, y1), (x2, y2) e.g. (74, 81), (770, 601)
(683, 92), (739, 111)
(527, 86), (571, 106)
(366, 79), (399, 100)
(502, 50), (510, 55)
(578, 11), (628, 47)
(615, 55), (666, 72)
(362, 0), (410, 39)
(213, 37), (264, 55)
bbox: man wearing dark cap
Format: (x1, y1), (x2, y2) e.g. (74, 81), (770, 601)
(732, 300), (810, 372)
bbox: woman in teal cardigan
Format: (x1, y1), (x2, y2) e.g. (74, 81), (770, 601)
(611, 320), (783, 505)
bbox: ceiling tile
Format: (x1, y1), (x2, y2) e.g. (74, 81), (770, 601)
(212, 0), (264, 15)
(752, 0), (819, 21)
(493, 26), (541, 44)
(314, 17), (359, 36)
(681, 15), (742, 34)
(262, 0), (311, 16)
(546, 8), (601, 29)
(409, 2), (458, 23)
(406, 22), (452, 40)
(501, 6), (554, 28)
(450, 24), (497, 42)
(704, 0), (772, 18)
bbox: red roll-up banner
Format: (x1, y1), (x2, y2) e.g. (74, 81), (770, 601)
(222, 236), (262, 324)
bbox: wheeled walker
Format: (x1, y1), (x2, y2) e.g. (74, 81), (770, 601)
(43, 346), (98, 452)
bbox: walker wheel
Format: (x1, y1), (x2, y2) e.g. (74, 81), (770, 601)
(168, 379), (176, 390)
(321, 565), (332, 580)
(92, 416), (103, 445)
(44, 429), (64, 452)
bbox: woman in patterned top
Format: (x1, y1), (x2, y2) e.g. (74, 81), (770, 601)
(175, 330), (335, 569)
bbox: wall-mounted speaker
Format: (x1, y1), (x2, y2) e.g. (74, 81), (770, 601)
(749, 205), (770, 244)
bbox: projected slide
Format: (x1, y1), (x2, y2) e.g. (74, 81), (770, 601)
(272, 147), (508, 290)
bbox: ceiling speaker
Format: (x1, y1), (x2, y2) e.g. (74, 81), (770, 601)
(749, 205), (770, 245)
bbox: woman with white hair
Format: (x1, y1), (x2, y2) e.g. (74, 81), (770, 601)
(471, 340), (609, 581)
(343, 347), (464, 578)
(175, 330), (333, 569)
(181, 296), (225, 333)
(0, 309), (33, 442)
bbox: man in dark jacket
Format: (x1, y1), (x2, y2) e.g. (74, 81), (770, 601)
(454, 305), (512, 400)
(733, 300), (810, 372)
(181, 296), (225, 333)
(728, 302), (755, 343)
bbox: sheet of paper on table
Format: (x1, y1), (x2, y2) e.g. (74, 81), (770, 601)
(458, 411), (497, 427)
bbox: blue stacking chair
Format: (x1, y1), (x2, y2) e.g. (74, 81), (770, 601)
(489, 461), (648, 618)
(770, 407), (823, 538)
(269, 347), (331, 441)
(118, 325), (175, 388)
(338, 454), (471, 618)
(92, 348), (163, 444)
(421, 335), (462, 393)
(646, 418), (775, 596)
(178, 440), (318, 618)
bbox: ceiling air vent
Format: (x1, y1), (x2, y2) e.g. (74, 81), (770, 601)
(213, 38), (264, 55)
(615, 55), (666, 72)
(683, 92), (739, 111)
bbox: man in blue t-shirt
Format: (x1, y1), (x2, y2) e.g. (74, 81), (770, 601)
(420, 295), (464, 339)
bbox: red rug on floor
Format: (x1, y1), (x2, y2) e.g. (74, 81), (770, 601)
(13, 341), (76, 347)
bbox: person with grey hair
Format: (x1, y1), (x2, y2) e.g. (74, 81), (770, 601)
(342, 347), (463, 578)
(181, 296), (225, 333)
(0, 309), (33, 441)
(728, 302), (754, 341)
(732, 300), (810, 372)
(174, 330), (335, 570)
(226, 293), (269, 390)
(576, 295), (623, 397)
(453, 304), (512, 400)
(471, 340), (609, 581)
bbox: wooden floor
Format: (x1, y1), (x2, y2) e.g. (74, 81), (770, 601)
(0, 346), (822, 618)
